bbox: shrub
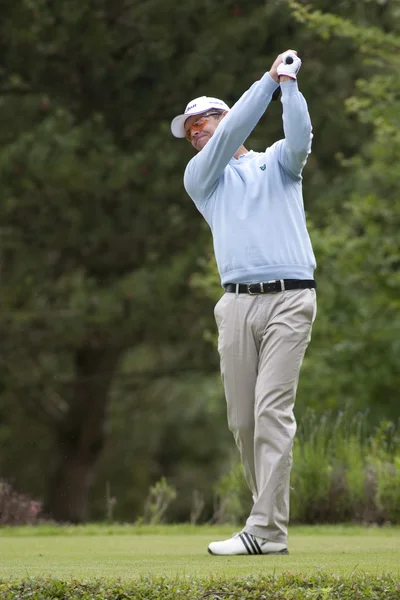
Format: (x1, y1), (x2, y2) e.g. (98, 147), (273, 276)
(370, 421), (400, 523)
(0, 480), (43, 525)
(212, 461), (250, 524)
(290, 412), (334, 523)
(212, 411), (400, 525)
(0, 574), (399, 600)
(141, 477), (177, 525)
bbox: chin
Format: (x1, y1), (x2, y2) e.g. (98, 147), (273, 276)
(196, 137), (209, 151)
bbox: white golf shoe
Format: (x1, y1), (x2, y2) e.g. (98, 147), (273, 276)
(208, 532), (288, 556)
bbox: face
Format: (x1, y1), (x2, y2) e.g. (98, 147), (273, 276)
(184, 111), (226, 151)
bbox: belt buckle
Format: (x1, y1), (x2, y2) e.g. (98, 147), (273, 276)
(247, 283), (264, 295)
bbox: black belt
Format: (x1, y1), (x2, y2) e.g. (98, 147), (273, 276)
(224, 279), (316, 295)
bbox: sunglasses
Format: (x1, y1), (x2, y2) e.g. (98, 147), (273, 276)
(185, 111), (223, 142)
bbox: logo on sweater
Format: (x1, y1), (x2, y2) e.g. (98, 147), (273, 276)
(259, 164), (266, 171)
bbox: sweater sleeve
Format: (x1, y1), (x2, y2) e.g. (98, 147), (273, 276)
(276, 80), (313, 180)
(184, 73), (279, 207)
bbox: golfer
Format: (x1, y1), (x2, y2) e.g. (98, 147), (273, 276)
(171, 51), (317, 556)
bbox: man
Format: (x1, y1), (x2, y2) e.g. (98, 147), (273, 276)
(171, 51), (317, 556)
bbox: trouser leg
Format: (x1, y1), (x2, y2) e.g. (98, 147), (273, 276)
(244, 289), (316, 543)
(214, 293), (260, 499)
(215, 289), (316, 545)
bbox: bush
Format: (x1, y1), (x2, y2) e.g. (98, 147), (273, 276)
(213, 411), (400, 525)
(212, 462), (250, 524)
(0, 574), (399, 600)
(290, 410), (376, 523)
(370, 421), (400, 523)
(0, 480), (44, 525)
(141, 477), (177, 525)
(375, 458), (400, 523)
(290, 412), (334, 523)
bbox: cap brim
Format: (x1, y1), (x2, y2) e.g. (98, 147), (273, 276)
(171, 114), (188, 138)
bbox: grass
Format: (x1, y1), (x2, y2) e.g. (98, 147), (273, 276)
(0, 524), (399, 581)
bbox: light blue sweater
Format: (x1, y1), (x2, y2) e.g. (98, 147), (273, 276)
(184, 73), (316, 286)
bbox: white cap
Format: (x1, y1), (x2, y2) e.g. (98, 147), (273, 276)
(171, 96), (230, 138)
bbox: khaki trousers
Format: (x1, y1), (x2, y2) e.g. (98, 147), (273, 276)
(214, 287), (317, 544)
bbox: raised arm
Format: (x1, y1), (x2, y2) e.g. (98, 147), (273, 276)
(276, 81), (312, 179)
(184, 73), (279, 205)
(272, 53), (312, 179)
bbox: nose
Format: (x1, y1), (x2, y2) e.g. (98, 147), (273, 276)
(192, 129), (204, 141)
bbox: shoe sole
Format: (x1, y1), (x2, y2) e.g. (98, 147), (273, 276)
(208, 548), (289, 556)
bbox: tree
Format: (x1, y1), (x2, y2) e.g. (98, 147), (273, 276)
(285, 1), (400, 422)
(194, 0), (400, 424)
(0, 0), (328, 522)
(1, 0), (398, 522)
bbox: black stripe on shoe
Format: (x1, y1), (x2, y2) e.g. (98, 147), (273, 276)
(239, 533), (254, 555)
(241, 533), (262, 555)
(249, 534), (263, 555)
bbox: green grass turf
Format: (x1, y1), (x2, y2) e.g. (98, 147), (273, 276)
(0, 525), (399, 581)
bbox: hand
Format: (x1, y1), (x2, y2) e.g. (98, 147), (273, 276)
(277, 51), (302, 80)
(269, 50), (300, 82)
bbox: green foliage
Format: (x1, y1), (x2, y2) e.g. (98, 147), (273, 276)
(288, 0), (400, 425)
(90, 371), (231, 522)
(290, 414), (334, 523)
(289, 0), (400, 54)
(212, 462), (251, 525)
(1, 574), (399, 600)
(293, 414), (400, 524)
(1, 0), (400, 524)
(214, 412), (400, 525)
(141, 477), (177, 525)
(189, 0), (400, 427)
(375, 457), (400, 524)
(369, 422), (400, 524)
(291, 412), (371, 523)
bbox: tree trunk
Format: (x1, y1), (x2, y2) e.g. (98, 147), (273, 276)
(46, 345), (121, 523)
